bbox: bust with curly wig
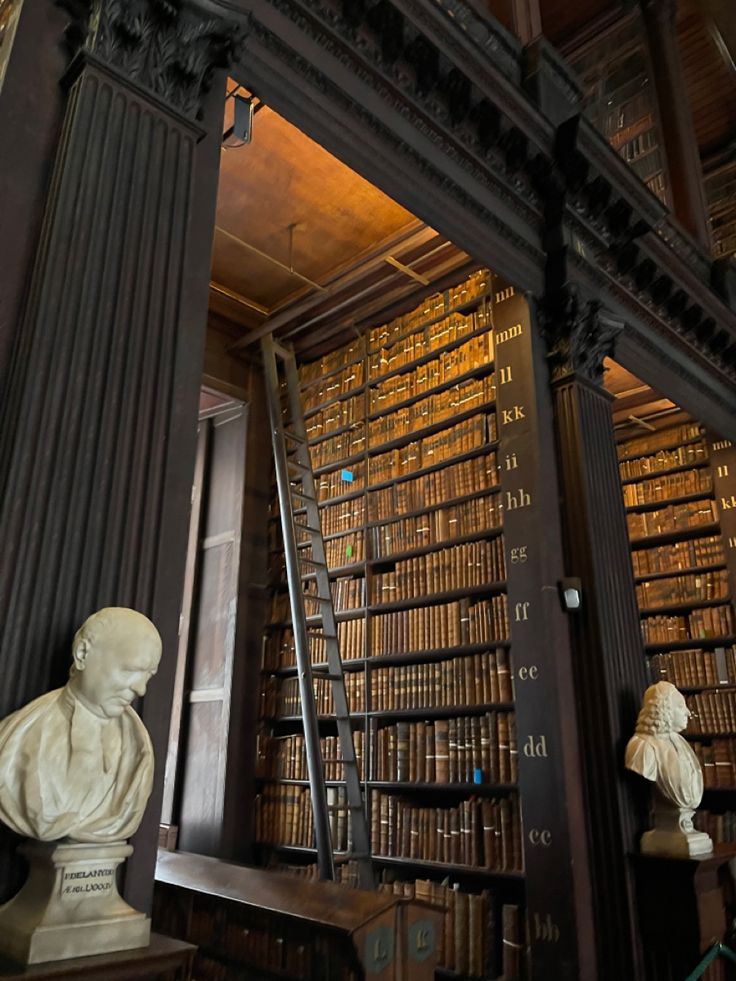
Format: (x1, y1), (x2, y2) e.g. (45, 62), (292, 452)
(625, 681), (712, 858)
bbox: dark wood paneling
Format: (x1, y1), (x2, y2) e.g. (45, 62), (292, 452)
(550, 371), (648, 981)
(494, 284), (596, 980)
(0, 0), (68, 380)
(0, 26), (230, 911)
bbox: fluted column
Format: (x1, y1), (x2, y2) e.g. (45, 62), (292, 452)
(542, 287), (648, 981)
(0, 0), (241, 911)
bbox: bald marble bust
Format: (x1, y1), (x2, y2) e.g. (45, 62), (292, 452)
(0, 608), (161, 842)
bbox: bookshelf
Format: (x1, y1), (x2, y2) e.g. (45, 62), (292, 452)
(705, 159), (736, 260)
(255, 269), (528, 980)
(616, 420), (736, 839)
(569, 14), (670, 206)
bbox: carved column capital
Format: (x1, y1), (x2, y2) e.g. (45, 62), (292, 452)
(541, 286), (624, 385)
(56, 0), (246, 119)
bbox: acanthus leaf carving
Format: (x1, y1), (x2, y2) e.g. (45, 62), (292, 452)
(56, 0), (245, 120)
(542, 285), (623, 385)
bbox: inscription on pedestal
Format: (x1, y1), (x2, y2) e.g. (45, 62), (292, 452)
(61, 864), (116, 900)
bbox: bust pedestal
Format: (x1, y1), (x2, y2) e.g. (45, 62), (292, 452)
(633, 844), (736, 981)
(0, 841), (149, 965)
(640, 794), (713, 859)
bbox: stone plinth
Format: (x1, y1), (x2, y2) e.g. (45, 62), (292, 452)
(0, 841), (149, 964)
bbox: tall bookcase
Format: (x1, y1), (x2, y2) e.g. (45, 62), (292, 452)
(569, 15), (670, 206)
(255, 270), (531, 980)
(705, 160), (736, 260)
(616, 419), (736, 841)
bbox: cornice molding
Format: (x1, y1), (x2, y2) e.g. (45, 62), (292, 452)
(56, 0), (245, 119)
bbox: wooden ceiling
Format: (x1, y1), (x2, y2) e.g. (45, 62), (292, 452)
(211, 84), (473, 360)
(208, 0), (735, 363)
(604, 358), (690, 436)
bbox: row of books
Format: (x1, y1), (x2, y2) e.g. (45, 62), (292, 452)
(305, 391), (362, 439)
(269, 576), (365, 624)
(635, 569), (730, 609)
(649, 647), (736, 689)
(366, 413), (496, 485)
(694, 808), (736, 844)
(370, 649), (514, 710)
(309, 424), (365, 471)
(371, 494), (501, 559)
(686, 690), (736, 735)
(641, 604), (735, 644)
(368, 334), (495, 415)
(260, 673), (364, 718)
(302, 361), (365, 414)
(632, 536), (725, 578)
(692, 740), (736, 789)
(370, 793), (522, 871)
(307, 377), (496, 471)
(317, 462), (365, 500)
(185, 908), (323, 981)
(372, 713), (518, 785)
(371, 539), (506, 604)
(368, 374), (496, 443)
(370, 596), (510, 656)
(257, 732), (365, 781)
(617, 423), (702, 460)
(260, 647), (514, 717)
(320, 497), (366, 537)
(618, 441), (708, 481)
(262, 619), (366, 670)
(255, 785), (355, 852)
(366, 269), (491, 352)
(367, 452), (498, 522)
(379, 878), (521, 980)
(621, 468), (712, 507)
(627, 500), (718, 541)
(368, 311), (475, 379)
(298, 340), (361, 389)
(322, 531), (364, 568)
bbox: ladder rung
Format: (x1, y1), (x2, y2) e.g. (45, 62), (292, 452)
(308, 631), (336, 641)
(294, 522), (320, 534)
(286, 459), (310, 474)
(300, 557), (327, 568)
(281, 429), (307, 445)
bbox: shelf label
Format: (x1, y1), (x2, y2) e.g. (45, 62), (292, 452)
(514, 601), (531, 622)
(408, 920), (436, 963)
(533, 913), (561, 943)
(501, 405), (526, 425)
(505, 488), (531, 510)
(528, 828), (552, 846)
(518, 665), (539, 681)
(523, 735), (548, 758)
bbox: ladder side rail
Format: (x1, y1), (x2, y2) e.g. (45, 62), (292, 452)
(262, 336), (335, 881)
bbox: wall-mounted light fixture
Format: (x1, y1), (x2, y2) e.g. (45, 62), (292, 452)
(558, 577), (582, 613)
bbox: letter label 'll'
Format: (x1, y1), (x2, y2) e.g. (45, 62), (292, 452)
(498, 366), (513, 385)
(718, 464), (729, 478)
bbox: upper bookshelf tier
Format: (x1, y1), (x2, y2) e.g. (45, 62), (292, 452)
(569, 14), (670, 207)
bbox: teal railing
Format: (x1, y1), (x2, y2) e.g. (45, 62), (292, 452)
(685, 943), (736, 980)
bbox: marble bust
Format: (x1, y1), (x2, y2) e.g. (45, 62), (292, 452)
(625, 681), (712, 858)
(0, 607), (161, 843)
